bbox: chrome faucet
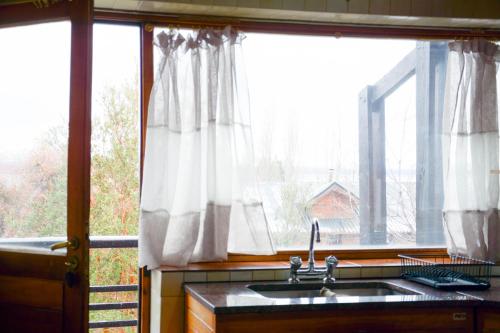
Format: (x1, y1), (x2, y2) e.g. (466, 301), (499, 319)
(307, 219), (320, 271)
(288, 218), (338, 284)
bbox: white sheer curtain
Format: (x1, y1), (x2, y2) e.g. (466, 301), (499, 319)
(442, 39), (500, 261)
(139, 27), (275, 268)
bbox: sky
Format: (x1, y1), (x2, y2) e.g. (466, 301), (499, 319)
(150, 28), (418, 180)
(242, 32), (417, 177)
(0, 22), (141, 164)
(0, 21), (71, 162)
(0, 22), (417, 171)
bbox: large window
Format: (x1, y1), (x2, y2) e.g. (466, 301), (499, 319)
(151, 30), (451, 251)
(243, 33), (448, 250)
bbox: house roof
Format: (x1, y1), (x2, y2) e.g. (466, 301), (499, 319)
(317, 218), (359, 234)
(308, 181), (413, 237)
(307, 181), (359, 206)
(317, 217), (413, 235)
(306, 181), (360, 220)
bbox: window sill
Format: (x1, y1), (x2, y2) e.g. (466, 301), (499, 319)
(157, 247), (447, 272)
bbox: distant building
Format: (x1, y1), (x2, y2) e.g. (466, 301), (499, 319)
(306, 181), (360, 245)
(306, 181), (414, 245)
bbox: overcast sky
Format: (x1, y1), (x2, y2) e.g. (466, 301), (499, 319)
(243, 32), (416, 177)
(0, 22), (417, 179)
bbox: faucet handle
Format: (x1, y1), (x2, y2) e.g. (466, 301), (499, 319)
(290, 256), (303, 271)
(289, 256), (302, 284)
(325, 255), (338, 269)
(323, 255), (338, 284)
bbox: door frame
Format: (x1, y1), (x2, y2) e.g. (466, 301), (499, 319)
(0, 1), (93, 332)
(66, 0), (93, 332)
(138, 22), (154, 333)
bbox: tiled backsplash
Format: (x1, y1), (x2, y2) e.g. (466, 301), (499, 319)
(151, 264), (500, 333)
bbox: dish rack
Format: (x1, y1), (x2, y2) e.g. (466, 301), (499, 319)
(399, 254), (494, 290)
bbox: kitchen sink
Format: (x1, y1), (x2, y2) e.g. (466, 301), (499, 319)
(247, 281), (421, 298)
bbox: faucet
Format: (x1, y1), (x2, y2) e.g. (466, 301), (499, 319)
(307, 219), (321, 272)
(288, 217), (338, 284)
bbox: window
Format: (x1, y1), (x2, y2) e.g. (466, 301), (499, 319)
(0, 21), (71, 248)
(90, 23), (140, 332)
(243, 33), (449, 250)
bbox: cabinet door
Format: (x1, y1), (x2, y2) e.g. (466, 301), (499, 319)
(215, 307), (474, 333)
(477, 308), (500, 333)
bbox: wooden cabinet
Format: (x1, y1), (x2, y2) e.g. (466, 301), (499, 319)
(185, 293), (475, 333)
(476, 308), (500, 333)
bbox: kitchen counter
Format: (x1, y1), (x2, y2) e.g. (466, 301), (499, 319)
(458, 278), (500, 307)
(184, 278), (500, 314)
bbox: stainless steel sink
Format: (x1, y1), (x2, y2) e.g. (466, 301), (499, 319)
(247, 281), (421, 298)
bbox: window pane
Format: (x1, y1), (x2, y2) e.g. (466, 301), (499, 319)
(385, 76), (417, 245)
(91, 23), (140, 238)
(244, 34), (447, 249)
(0, 22), (70, 250)
(90, 23), (140, 333)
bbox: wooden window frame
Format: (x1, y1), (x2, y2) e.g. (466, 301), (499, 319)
(139, 21), (154, 333)
(91, 10), (499, 261)
(0, 1), (69, 28)
(98, 9), (497, 263)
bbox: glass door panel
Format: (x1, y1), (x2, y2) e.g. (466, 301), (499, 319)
(0, 21), (71, 252)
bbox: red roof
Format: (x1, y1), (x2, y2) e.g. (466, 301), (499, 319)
(308, 182), (359, 220)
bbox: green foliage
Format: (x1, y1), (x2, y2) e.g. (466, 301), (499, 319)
(256, 156), (312, 248)
(25, 151), (67, 236)
(274, 178), (311, 247)
(0, 127), (67, 238)
(91, 81), (139, 236)
(0, 183), (11, 235)
(89, 79), (140, 333)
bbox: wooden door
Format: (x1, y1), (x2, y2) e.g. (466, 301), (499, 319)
(0, 1), (92, 332)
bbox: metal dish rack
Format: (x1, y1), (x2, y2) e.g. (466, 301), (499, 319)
(399, 254), (493, 290)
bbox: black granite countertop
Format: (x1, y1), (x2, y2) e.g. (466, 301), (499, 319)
(458, 278), (500, 307)
(184, 278), (500, 314)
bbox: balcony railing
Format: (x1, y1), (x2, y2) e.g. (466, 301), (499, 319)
(0, 235), (140, 331)
(89, 235), (139, 330)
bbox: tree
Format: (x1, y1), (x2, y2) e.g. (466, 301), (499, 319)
(89, 79), (140, 333)
(24, 140), (67, 236)
(90, 80), (139, 237)
(0, 124), (67, 238)
(255, 112), (313, 248)
(0, 183), (10, 235)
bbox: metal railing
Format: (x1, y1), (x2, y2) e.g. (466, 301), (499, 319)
(0, 235), (140, 331)
(89, 236), (139, 330)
